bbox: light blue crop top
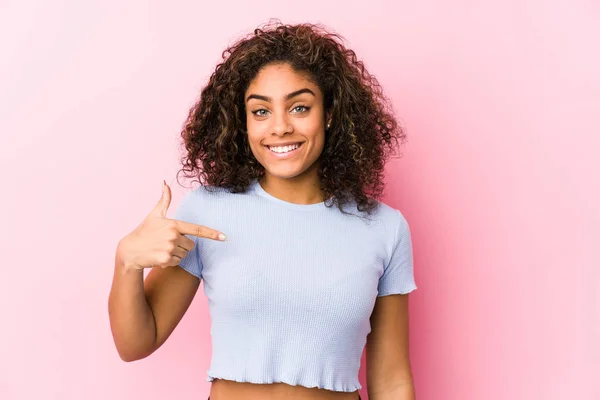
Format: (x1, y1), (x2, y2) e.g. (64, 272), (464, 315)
(172, 179), (417, 392)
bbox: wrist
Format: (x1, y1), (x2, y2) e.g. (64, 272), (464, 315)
(115, 237), (142, 274)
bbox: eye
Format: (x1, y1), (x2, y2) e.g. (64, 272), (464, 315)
(292, 105), (310, 113)
(251, 109), (269, 117)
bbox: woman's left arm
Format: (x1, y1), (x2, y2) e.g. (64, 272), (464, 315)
(366, 293), (416, 400)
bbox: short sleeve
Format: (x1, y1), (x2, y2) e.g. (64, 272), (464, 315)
(172, 190), (204, 280)
(377, 210), (417, 296)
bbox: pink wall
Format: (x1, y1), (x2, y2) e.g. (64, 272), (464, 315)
(1, 1), (598, 399)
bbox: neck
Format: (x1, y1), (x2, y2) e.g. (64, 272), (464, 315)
(259, 171), (324, 205)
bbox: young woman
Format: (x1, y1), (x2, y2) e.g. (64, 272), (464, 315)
(109, 21), (417, 400)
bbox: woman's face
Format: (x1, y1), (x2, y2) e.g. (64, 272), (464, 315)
(244, 62), (329, 182)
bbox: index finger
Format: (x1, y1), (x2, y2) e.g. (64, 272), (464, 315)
(174, 220), (227, 241)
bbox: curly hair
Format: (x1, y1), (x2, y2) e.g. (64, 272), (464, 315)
(177, 19), (406, 215)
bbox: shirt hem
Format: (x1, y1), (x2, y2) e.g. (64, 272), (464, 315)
(206, 372), (362, 393)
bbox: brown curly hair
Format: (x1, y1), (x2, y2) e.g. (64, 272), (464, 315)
(177, 19), (406, 215)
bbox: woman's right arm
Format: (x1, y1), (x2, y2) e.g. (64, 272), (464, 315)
(108, 182), (225, 362)
(108, 246), (200, 362)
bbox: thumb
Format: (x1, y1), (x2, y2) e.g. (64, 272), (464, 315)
(151, 180), (171, 218)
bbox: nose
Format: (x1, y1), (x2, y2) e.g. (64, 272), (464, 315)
(271, 111), (293, 137)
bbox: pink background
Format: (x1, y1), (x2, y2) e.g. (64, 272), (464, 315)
(1, 1), (598, 399)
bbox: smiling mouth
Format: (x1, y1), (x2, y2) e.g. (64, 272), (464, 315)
(264, 142), (304, 154)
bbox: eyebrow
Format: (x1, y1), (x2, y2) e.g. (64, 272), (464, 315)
(245, 88), (316, 103)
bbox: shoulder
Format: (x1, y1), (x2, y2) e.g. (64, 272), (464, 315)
(379, 201), (409, 230)
(365, 199), (411, 247)
(180, 183), (249, 203)
(175, 183), (255, 218)
(356, 197), (408, 229)
(174, 184), (234, 216)
(183, 183), (233, 197)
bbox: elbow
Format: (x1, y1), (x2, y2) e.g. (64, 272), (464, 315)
(111, 332), (156, 362)
(110, 333), (148, 362)
(116, 346), (152, 362)
(118, 349), (139, 363)
(109, 315), (157, 362)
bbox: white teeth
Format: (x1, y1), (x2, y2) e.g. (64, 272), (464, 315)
(268, 143), (300, 153)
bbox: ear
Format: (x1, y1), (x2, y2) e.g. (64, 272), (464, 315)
(326, 110), (332, 126)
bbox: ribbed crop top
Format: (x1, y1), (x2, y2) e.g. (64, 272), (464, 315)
(172, 178), (417, 392)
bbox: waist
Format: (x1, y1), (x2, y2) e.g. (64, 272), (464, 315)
(209, 379), (361, 400)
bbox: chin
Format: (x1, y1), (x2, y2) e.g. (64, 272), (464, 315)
(262, 166), (307, 180)
(253, 147), (322, 181)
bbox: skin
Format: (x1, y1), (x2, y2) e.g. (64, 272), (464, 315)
(108, 182), (224, 362)
(108, 62), (414, 400)
(367, 294), (415, 400)
(245, 62), (331, 205)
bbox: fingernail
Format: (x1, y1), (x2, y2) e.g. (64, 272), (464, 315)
(218, 233), (226, 241)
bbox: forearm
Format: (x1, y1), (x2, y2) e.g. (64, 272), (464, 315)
(108, 244), (157, 361)
(367, 379), (415, 400)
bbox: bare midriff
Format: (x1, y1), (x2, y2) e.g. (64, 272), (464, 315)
(209, 379), (360, 400)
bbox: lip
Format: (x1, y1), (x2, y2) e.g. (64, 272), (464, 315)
(263, 141), (304, 147)
(263, 142), (304, 159)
